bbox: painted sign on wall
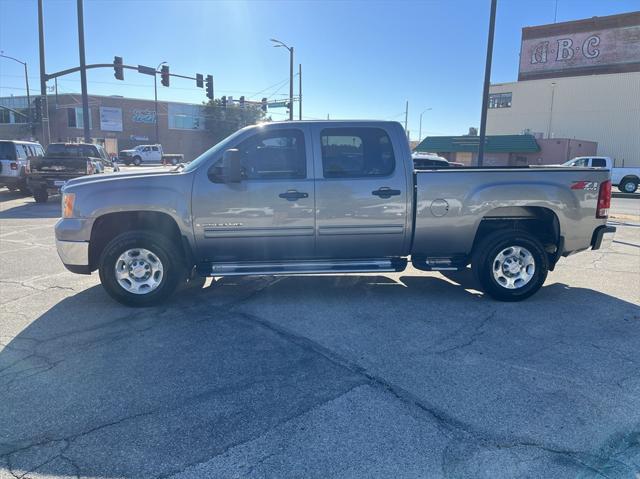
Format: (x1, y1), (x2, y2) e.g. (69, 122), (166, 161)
(99, 107), (123, 131)
(518, 12), (640, 80)
(132, 109), (156, 124)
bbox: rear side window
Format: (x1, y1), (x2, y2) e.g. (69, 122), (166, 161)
(0, 142), (16, 160)
(591, 158), (607, 167)
(321, 127), (395, 178)
(234, 129), (306, 180)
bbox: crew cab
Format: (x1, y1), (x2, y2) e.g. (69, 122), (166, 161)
(55, 121), (614, 306)
(28, 143), (117, 203)
(118, 144), (184, 166)
(562, 156), (639, 193)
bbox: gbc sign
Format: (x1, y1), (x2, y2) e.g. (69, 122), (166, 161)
(518, 12), (640, 81)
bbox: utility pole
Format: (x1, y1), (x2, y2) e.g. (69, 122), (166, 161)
(270, 39), (294, 121)
(0, 54), (31, 128)
(404, 100), (409, 136)
(298, 63), (302, 121)
(37, 0), (50, 145)
(477, 0), (497, 167)
(76, 0), (91, 143)
(418, 107), (432, 142)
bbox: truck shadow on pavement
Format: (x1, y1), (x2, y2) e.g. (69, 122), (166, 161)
(1, 275), (639, 478)
(0, 192), (61, 219)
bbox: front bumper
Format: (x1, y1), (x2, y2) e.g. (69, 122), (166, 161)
(591, 225), (616, 250)
(56, 239), (91, 274)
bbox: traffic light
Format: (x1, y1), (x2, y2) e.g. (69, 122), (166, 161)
(33, 97), (42, 122)
(261, 97), (267, 112)
(113, 56), (124, 80)
(205, 75), (214, 100)
(221, 96), (227, 108)
(239, 96), (245, 108)
(160, 65), (170, 87)
(196, 73), (203, 88)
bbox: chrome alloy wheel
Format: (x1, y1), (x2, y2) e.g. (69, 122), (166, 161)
(492, 246), (535, 290)
(114, 248), (164, 295)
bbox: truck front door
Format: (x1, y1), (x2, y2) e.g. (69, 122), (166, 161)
(312, 125), (409, 259)
(191, 126), (316, 262)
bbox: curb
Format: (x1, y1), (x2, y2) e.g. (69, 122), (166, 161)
(612, 192), (639, 199)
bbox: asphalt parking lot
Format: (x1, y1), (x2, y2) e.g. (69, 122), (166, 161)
(1, 187), (639, 478)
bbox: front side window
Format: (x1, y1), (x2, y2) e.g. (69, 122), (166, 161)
(232, 129), (307, 180)
(321, 127), (395, 178)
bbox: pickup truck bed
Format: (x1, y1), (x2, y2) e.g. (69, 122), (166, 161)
(54, 120), (614, 306)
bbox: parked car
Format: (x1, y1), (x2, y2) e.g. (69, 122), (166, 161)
(28, 142), (117, 203)
(55, 120), (614, 306)
(412, 152), (450, 168)
(118, 144), (184, 166)
(0, 140), (45, 194)
(562, 156), (639, 193)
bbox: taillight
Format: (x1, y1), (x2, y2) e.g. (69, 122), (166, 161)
(10, 162), (17, 170)
(596, 179), (611, 219)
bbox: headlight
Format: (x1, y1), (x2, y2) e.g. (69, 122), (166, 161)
(62, 192), (76, 218)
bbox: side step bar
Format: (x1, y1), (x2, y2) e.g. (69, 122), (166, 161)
(198, 258), (407, 277)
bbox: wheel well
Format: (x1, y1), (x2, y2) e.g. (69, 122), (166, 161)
(620, 175), (639, 183)
(473, 207), (560, 262)
(89, 211), (190, 271)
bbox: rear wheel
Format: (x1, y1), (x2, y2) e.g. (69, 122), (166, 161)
(472, 230), (548, 301)
(170, 157), (178, 166)
(133, 156), (142, 166)
(98, 231), (184, 307)
(33, 189), (48, 203)
(619, 178), (638, 194)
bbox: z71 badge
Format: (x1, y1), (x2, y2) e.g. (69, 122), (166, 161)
(571, 181), (599, 191)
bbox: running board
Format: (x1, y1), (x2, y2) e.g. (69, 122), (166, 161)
(197, 258), (407, 277)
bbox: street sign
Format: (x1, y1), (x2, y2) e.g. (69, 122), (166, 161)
(269, 101), (288, 108)
(137, 65), (156, 76)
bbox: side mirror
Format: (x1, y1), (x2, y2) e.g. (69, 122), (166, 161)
(221, 149), (242, 183)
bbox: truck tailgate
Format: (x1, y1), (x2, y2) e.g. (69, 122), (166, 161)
(411, 167), (611, 258)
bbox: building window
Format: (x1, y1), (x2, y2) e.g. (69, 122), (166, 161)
(168, 103), (205, 130)
(67, 107), (92, 129)
(488, 92), (512, 109)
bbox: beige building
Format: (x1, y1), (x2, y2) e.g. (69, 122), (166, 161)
(487, 72), (640, 166)
(487, 12), (640, 167)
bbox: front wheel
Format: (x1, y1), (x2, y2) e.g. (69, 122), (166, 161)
(472, 230), (548, 302)
(98, 231), (184, 306)
(133, 156), (142, 166)
(619, 178), (638, 194)
(33, 189), (48, 203)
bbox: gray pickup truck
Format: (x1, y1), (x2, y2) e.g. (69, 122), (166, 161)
(55, 121), (615, 306)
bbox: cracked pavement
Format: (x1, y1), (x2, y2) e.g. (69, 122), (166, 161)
(1, 190), (639, 478)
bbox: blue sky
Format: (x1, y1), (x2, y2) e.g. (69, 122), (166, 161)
(0, 0), (638, 138)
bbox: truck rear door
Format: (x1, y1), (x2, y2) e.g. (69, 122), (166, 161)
(311, 125), (409, 259)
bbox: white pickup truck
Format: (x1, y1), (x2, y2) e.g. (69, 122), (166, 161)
(118, 144), (184, 166)
(562, 157), (640, 193)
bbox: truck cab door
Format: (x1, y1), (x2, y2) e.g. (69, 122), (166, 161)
(191, 126), (316, 263)
(312, 125), (410, 259)
(151, 146), (161, 162)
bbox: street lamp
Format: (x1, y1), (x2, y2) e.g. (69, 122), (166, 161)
(0, 52), (31, 126)
(270, 38), (294, 121)
(154, 61), (167, 143)
(418, 107), (432, 142)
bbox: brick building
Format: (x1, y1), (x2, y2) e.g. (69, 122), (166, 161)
(0, 93), (220, 161)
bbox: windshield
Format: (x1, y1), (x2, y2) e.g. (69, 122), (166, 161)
(182, 127), (251, 173)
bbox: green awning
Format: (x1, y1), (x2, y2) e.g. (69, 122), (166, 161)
(415, 135), (540, 153)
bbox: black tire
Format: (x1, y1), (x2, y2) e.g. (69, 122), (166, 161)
(619, 178), (638, 194)
(98, 231), (185, 307)
(472, 230), (548, 302)
(33, 189), (48, 203)
(133, 156), (142, 166)
(171, 157), (178, 166)
(19, 184), (31, 195)
(124, 160), (131, 166)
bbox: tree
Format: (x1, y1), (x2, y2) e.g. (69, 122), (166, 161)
(203, 99), (268, 143)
